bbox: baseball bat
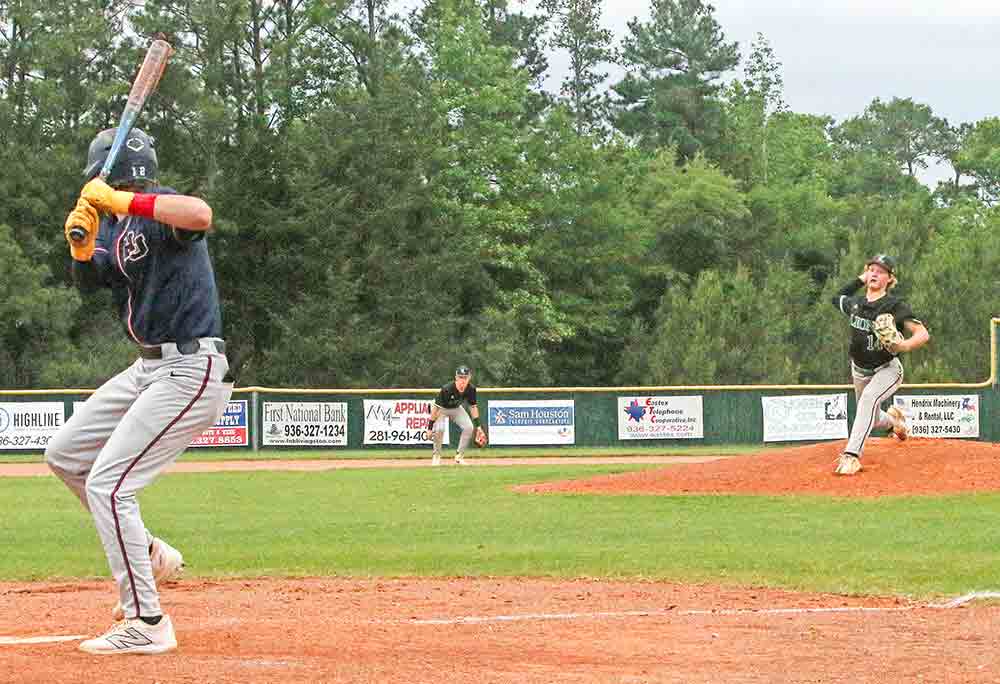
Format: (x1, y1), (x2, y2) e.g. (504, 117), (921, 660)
(69, 38), (173, 243)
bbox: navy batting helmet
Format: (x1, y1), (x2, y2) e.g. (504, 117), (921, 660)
(455, 365), (472, 377)
(866, 254), (897, 275)
(84, 128), (158, 187)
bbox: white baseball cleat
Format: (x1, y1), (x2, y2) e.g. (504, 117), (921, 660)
(79, 615), (177, 655)
(454, 454), (467, 466)
(112, 537), (184, 620)
(432, 454), (441, 466)
(834, 453), (862, 476)
(887, 406), (909, 441)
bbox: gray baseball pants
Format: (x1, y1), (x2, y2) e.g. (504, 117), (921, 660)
(431, 406), (474, 457)
(844, 358), (903, 458)
(45, 340), (232, 619)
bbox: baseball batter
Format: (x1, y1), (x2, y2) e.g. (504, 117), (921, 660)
(831, 254), (929, 475)
(426, 366), (487, 465)
(45, 128), (233, 654)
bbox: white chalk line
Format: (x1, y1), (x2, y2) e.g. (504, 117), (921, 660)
(4, 592), (999, 643)
(406, 606), (911, 625)
(930, 591), (1000, 609)
(406, 591), (1000, 626)
(0, 635), (87, 645)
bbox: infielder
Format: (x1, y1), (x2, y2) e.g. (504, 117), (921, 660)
(426, 366), (487, 465)
(831, 254), (929, 475)
(46, 128), (233, 654)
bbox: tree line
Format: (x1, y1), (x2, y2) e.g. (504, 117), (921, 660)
(1, 0), (997, 390)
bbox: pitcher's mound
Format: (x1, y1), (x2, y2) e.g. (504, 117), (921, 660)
(520, 438), (1000, 498)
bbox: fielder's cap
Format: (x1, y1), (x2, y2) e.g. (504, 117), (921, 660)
(866, 254), (897, 275)
(455, 365), (472, 377)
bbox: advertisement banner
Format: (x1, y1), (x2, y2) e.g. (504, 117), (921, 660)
(762, 394), (849, 442)
(0, 402), (65, 451)
(893, 395), (979, 438)
(618, 396), (704, 440)
(262, 402), (348, 446)
(363, 399), (448, 445)
(488, 400), (575, 445)
(190, 400), (249, 448)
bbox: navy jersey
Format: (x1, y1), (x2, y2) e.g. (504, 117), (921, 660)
(435, 381), (478, 409)
(72, 187), (223, 345)
(833, 280), (921, 370)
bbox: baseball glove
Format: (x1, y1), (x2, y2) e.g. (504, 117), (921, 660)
(873, 313), (904, 350)
(474, 426), (488, 447)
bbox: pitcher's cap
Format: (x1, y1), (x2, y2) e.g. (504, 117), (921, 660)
(866, 254), (897, 274)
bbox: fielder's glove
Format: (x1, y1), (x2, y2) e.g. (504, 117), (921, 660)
(873, 313), (904, 351)
(474, 426), (488, 447)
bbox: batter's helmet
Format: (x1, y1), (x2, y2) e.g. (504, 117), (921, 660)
(455, 365), (472, 377)
(866, 254), (897, 275)
(84, 128), (158, 187)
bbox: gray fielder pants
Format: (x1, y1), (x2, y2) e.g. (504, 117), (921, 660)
(431, 405), (474, 457)
(845, 358), (903, 458)
(45, 340), (232, 619)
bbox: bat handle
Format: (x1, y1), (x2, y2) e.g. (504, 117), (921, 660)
(68, 226), (89, 243)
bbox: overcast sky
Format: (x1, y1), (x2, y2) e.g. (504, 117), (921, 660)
(398, 1), (1000, 183)
(523, 0), (1000, 127)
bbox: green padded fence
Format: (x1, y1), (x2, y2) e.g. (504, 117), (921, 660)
(2, 319), (997, 452)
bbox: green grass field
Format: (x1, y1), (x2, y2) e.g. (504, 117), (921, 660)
(3, 456), (999, 599)
(0, 443), (777, 464)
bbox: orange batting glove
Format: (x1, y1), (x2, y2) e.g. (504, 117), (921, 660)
(64, 198), (99, 261)
(81, 178), (134, 216)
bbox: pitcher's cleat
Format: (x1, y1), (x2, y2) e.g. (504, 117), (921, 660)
(887, 406), (909, 441)
(834, 453), (862, 476)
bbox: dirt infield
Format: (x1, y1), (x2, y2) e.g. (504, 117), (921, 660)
(521, 438), (1000, 497)
(3, 577), (1000, 684)
(3, 438), (1000, 683)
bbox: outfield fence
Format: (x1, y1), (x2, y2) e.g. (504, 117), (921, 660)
(2, 319), (997, 453)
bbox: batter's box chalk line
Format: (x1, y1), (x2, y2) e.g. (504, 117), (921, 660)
(0, 635), (88, 646)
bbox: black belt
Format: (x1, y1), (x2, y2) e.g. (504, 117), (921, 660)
(138, 339), (226, 360)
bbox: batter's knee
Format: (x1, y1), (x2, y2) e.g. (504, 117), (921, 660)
(44, 439), (71, 474)
(84, 472), (115, 507)
(43, 445), (59, 472)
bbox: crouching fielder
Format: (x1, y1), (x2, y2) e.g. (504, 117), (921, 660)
(426, 366), (487, 466)
(832, 255), (929, 475)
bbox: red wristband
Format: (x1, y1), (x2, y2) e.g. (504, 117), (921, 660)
(128, 193), (158, 219)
